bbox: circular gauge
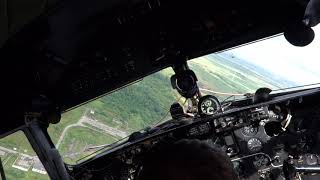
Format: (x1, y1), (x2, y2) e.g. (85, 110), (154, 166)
(247, 138), (263, 152)
(253, 155), (269, 168)
(241, 126), (259, 137)
(305, 154), (318, 165)
(198, 95), (221, 116)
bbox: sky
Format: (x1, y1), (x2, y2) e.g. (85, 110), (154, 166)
(228, 25), (320, 86)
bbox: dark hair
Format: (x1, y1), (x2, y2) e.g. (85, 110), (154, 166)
(136, 139), (238, 180)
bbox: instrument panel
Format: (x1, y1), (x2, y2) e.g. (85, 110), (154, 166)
(70, 89), (320, 180)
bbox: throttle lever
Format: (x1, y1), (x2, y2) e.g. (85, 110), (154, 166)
(283, 161), (320, 180)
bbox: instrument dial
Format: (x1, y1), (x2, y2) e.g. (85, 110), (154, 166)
(305, 154), (318, 165)
(253, 155), (269, 168)
(241, 126), (258, 137)
(247, 138), (263, 152)
(198, 95), (221, 116)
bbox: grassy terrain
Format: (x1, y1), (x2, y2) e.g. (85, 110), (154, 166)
(48, 106), (86, 145)
(0, 131), (35, 156)
(58, 126), (118, 164)
(85, 69), (178, 132)
(189, 56), (278, 96)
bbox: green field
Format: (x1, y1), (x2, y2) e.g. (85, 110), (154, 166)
(0, 131), (35, 156)
(48, 106), (86, 145)
(58, 126), (119, 164)
(189, 56), (278, 99)
(0, 53), (292, 178)
(85, 69), (178, 132)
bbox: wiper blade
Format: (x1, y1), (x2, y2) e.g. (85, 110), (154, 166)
(199, 88), (245, 96)
(76, 136), (129, 163)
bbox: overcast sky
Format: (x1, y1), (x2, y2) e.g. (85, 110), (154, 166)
(228, 25), (320, 86)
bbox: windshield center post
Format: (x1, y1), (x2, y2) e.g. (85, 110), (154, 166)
(23, 96), (69, 180)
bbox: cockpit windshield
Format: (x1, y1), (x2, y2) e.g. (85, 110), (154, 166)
(42, 25), (320, 165)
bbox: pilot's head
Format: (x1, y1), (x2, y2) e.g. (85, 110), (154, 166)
(136, 139), (238, 180)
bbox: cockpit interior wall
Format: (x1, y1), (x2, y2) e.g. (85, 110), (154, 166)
(0, 0), (57, 47)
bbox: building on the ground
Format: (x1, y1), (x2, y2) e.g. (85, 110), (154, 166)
(12, 155), (33, 171)
(32, 157), (47, 174)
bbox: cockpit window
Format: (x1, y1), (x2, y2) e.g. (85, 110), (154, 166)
(43, 25), (320, 165)
(48, 68), (180, 164)
(190, 25), (320, 100)
(0, 131), (49, 180)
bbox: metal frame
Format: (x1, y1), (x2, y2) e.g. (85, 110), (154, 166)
(0, 157), (6, 180)
(23, 113), (70, 180)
